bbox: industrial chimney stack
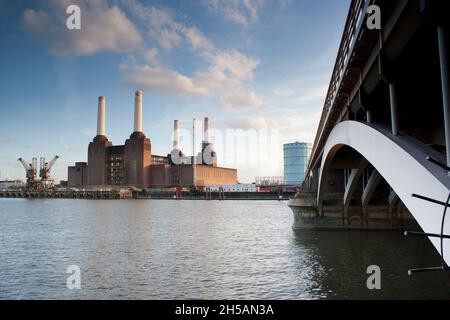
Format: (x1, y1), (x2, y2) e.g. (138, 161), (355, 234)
(201, 117), (217, 166)
(173, 120), (180, 149)
(88, 95), (111, 186)
(203, 117), (211, 143)
(134, 90), (143, 133)
(97, 96), (106, 136)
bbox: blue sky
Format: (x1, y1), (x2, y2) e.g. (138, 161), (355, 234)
(0, 0), (349, 183)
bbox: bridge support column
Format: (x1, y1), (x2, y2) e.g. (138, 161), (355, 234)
(389, 82), (400, 136)
(359, 169), (382, 227)
(361, 170), (382, 209)
(366, 110), (373, 123)
(437, 25), (450, 171)
(343, 159), (368, 224)
(388, 188), (400, 227)
(388, 188), (399, 214)
(379, 53), (400, 136)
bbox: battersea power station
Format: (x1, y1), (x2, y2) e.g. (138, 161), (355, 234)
(67, 91), (237, 189)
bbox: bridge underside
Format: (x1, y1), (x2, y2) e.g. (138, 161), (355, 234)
(289, 120), (450, 263)
(289, 0), (450, 263)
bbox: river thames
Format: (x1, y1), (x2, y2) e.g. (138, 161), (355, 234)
(0, 199), (449, 299)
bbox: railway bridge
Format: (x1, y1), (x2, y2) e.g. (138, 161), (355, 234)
(288, 0), (450, 263)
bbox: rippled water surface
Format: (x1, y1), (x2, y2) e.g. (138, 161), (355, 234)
(0, 198), (449, 299)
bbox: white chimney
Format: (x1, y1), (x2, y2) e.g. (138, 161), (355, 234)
(134, 90), (143, 132)
(173, 120), (180, 149)
(203, 117), (211, 143)
(97, 96), (106, 136)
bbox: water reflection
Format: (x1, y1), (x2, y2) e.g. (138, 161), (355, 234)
(0, 199), (449, 299)
(292, 230), (450, 299)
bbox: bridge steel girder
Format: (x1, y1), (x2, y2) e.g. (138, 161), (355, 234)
(317, 120), (450, 264)
(388, 189), (400, 214)
(343, 159), (369, 217)
(361, 169), (382, 208)
(307, 0), (412, 174)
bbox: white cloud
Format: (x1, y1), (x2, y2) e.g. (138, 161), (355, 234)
(125, 2), (183, 50)
(185, 27), (214, 51)
(123, 65), (212, 96)
(125, 0), (214, 52)
(225, 116), (277, 130)
(208, 50), (259, 81)
(23, 0), (263, 111)
(122, 49), (260, 101)
(144, 48), (159, 64)
(219, 90), (263, 109)
(203, 0), (266, 26)
(22, 2), (142, 56)
(156, 28), (183, 51)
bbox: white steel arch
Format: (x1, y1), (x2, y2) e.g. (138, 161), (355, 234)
(317, 121), (450, 263)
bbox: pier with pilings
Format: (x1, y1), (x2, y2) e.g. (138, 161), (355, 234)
(0, 188), (135, 199)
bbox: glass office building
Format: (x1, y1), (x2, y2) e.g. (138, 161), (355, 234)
(283, 142), (312, 185)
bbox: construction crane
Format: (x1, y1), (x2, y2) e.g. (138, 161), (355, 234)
(18, 157), (38, 189)
(39, 156), (59, 188)
(18, 156), (59, 190)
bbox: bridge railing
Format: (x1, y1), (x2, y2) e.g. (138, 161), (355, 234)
(307, 0), (372, 173)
